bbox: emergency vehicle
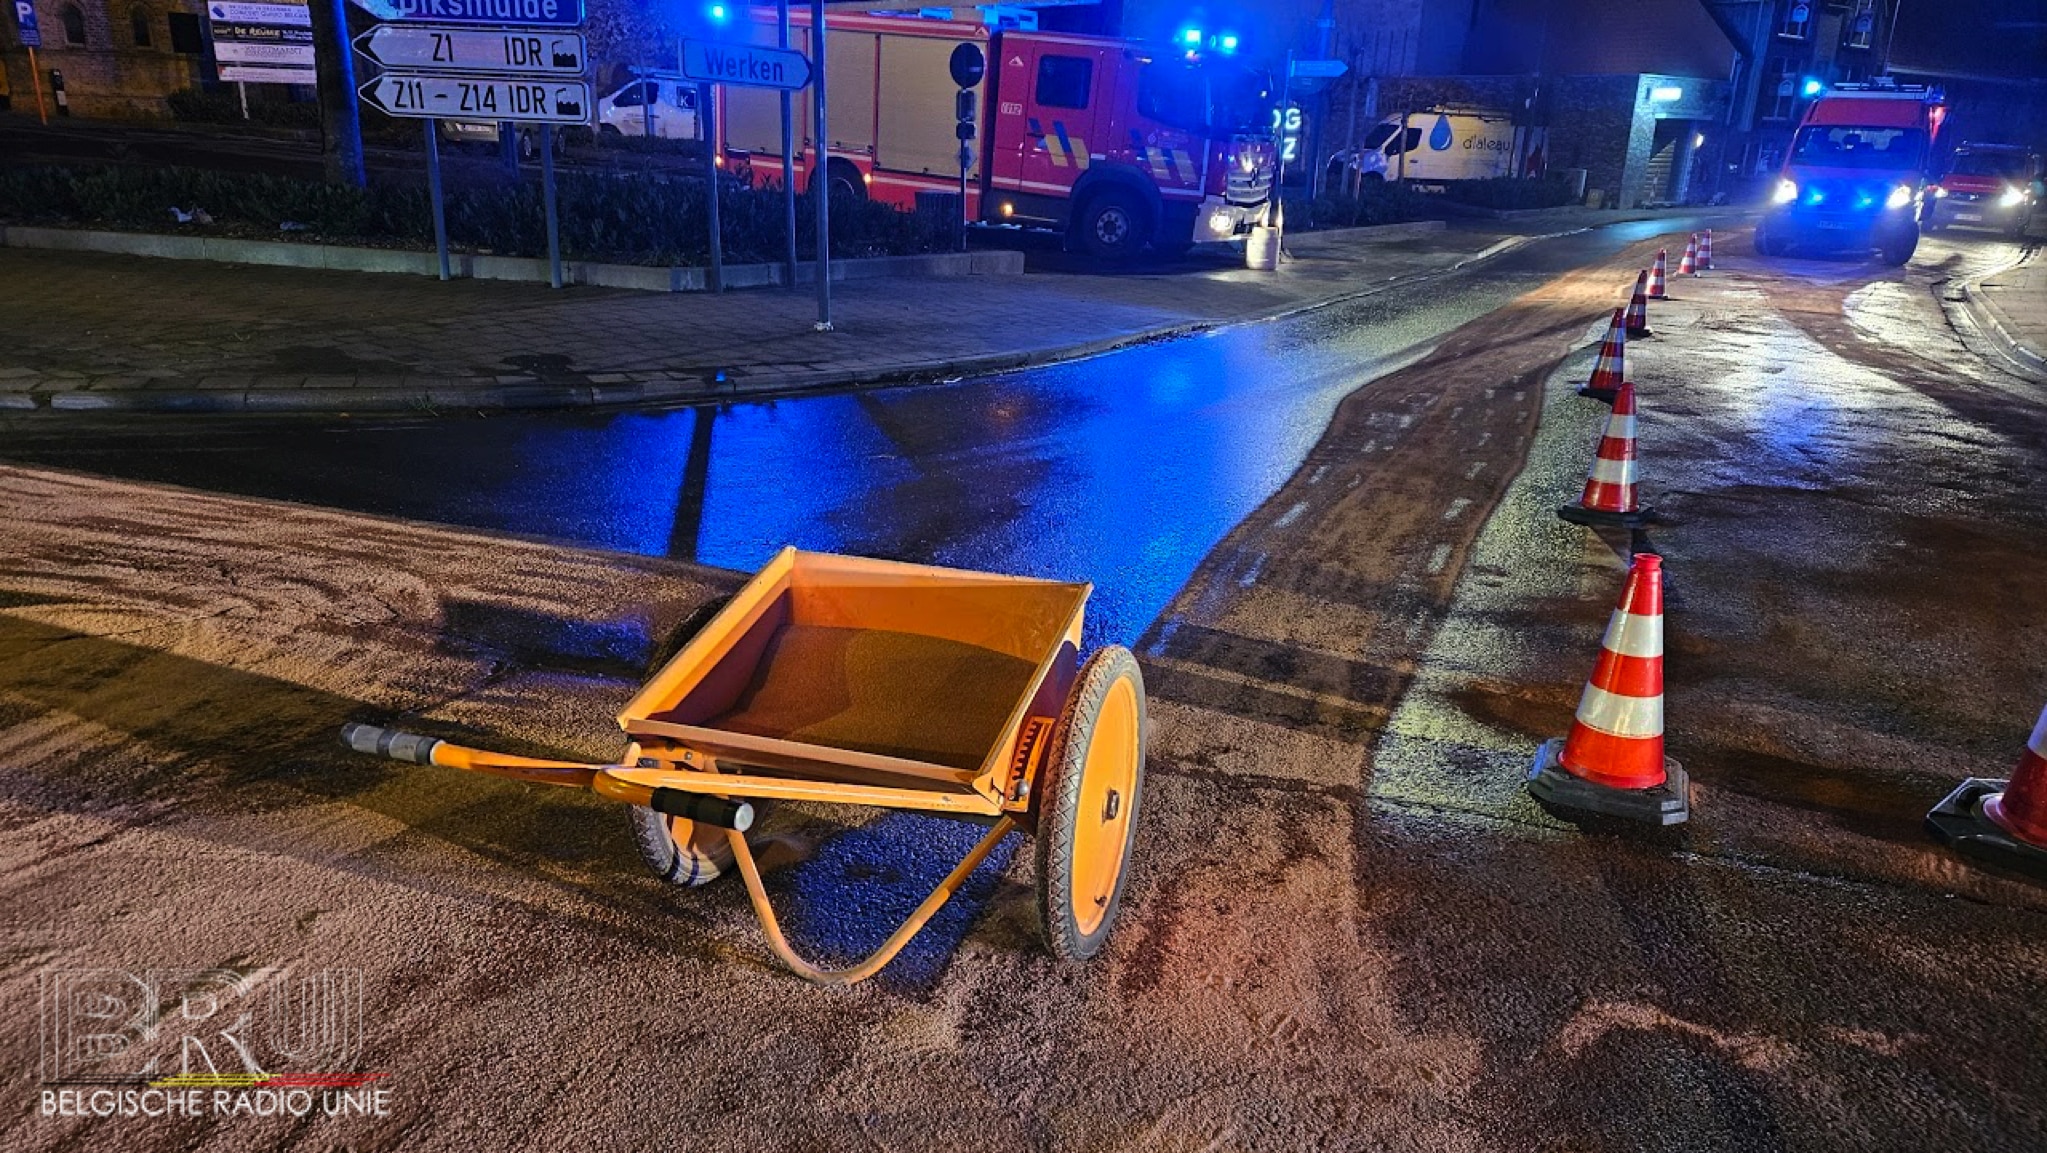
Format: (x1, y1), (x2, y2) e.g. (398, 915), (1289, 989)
(1925, 143), (2042, 238)
(717, 11), (1278, 259)
(1756, 80), (1947, 267)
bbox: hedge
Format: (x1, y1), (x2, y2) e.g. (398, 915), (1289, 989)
(0, 164), (954, 266)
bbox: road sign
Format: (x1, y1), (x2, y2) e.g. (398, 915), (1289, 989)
(354, 25), (586, 75)
(1289, 58), (1348, 80)
(948, 42), (984, 89)
(679, 39), (810, 91)
(358, 74), (589, 122)
(12, 0), (41, 47)
(346, 0), (583, 29)
(206, 1), (314, 84)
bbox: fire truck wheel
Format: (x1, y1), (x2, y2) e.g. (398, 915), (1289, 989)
(1074, 188), (1146, 261)
(812, 160), (867, 202)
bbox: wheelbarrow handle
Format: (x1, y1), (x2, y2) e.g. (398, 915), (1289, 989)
(342, 723), (442, 765)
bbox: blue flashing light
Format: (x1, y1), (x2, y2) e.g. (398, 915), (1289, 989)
(708, 3), (728, 22)
(1179, 27), (1202, 46)
(1802, 78), (1825, 97)
(1218, 33), (1240, 53)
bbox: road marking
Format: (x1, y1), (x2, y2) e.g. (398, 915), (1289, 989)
(1443, 498), (1472, 521)
(1475, 431), (1492, 447)
(1309, 465), (1328, 485)
(1449, 406), (1464, 420)
(1360, 439), (1378, 453)
(1145, 619), (1181, 657)
(1466, 461), (1487, 479)
(1273, 502), (1308, 529)
(1426, 543), (1452, 574)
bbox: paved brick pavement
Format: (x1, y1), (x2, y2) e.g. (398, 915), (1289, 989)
(1971, 245), (2047, 374)
(0, 224), (1527, 412)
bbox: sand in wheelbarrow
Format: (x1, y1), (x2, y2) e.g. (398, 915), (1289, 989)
(709, 625), (1038, 770)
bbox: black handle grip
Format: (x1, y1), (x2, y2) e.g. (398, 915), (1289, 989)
(650, 788), (755, 832)
(341, 723), (441, 765)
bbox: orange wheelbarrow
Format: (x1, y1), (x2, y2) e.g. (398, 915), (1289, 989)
(341, 548), (1148, 985)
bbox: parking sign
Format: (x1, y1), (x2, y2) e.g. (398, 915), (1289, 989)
(13, 0), (41, 47)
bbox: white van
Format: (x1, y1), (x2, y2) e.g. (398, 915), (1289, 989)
(1328, 109), (1525, 184)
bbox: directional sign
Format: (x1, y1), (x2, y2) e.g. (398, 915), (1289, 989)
(12, 0), (41, 48)
(359, 73), (589, 122)
(346, 0), (582, 29)
(1290, 58), (1349, 80)
(679, 39), (811, 91)
(354, 25), (585, 76)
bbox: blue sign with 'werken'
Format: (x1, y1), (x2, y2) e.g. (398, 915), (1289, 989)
(13, 0), (42, 47)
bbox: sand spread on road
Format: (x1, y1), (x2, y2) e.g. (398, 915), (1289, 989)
(708, 625), (1037, 770)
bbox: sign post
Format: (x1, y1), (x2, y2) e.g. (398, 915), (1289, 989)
(351, 0), (587, 289)
(949, 42), (983, 254)
(810, 0), (830, 331)
(777, 0), (796, 290)
(678, 34), (813, 299)
(11, 0), (47, 125)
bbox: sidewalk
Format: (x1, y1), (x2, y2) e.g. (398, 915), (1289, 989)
(1970, 248), (2047, 374)
(0, 223), (1526, 413)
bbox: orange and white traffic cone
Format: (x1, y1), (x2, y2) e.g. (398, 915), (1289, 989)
(1528, 553), (1689, 824)
(1576, 308), (1629, 404)
(1558, 381), (1654, 528)
(1926, 704), (2047, 879)
(1698, 229), (1714, 271)
(1646, 250), (1670, 300)
(1624, 270), (1653, 338)
(1678, 234), (1699, 277)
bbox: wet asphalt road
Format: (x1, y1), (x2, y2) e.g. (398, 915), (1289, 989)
(5, 222), (2045, 1152)
(0, 217), (1719, 649)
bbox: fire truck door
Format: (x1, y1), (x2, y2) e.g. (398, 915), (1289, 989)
(992, 41), (1104, 199)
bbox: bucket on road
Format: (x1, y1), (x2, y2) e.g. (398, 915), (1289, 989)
(1246, 225), (1279, 271)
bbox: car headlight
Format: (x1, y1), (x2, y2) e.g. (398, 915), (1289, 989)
(1930, 186), (1948, 198)
(1772, 178), (1798, 205)
(2000, 186), (2027, 208)
(1886, 184), (1915, 210)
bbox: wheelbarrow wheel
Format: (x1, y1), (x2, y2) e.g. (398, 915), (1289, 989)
(627, 805), (737, 887)
(1035, 645), (1147, 962)
(629, 591), (749, 887)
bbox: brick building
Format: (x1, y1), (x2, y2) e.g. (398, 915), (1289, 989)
(2, 0), (214, 117)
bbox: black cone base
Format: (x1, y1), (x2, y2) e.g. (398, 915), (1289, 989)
(1527, 739), (1691, 825)
(1557, 504), (1656, 529)
(1925, 777), (2047, 882)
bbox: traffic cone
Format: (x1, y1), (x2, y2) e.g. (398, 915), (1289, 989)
(1678, 234), (1699, 278)
(1647, 250), (1670, 300)
(1926, 704), (2047, 880)
(1698, 229), (1715, 271)
(1624, 271), (1653, 338)
(1528, 553), (1690, 825)
(1558, 381), (1655, 529)
(1576, 308), (1629, 403)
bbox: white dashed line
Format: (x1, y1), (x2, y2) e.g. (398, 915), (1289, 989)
(1273, 502), (1308, 529)
(1238, 552), (1267, 587)
(1426, 544), (1453, 574)
(1466, 461), (1487, 479)
(1309, 465), (1328, 485)
(1475, 431), (1492, 447)
(1443, 499), (1472, 521)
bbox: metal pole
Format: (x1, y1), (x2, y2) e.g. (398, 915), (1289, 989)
(542, 124), (562, 289)
(238, 81), (250, 120)
(811, 0), (832, 331)
(778, 0), (798, 289)
(425, 119), (450, 281)
(27, 48), (48, 126)
(958, 111), (970, 253)
(703, 82), (724, 293)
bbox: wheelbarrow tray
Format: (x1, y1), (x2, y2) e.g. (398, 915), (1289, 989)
(610, 548), (1088, 815)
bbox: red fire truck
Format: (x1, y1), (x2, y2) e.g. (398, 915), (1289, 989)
(717, 11), (1278, 259)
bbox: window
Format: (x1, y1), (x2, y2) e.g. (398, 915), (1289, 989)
(611, 81), (647, 107)
(1765, 57), (1798, 120)
(1843, 3), (1875, 49)
(61, 2), (85, 46)
(131, 7), (151, 47)
(167, 11), (201, 52)
(1777, 0), (1812, 39)
(1035, 54), (1092, 110)
(1791, 125), (1926, 170)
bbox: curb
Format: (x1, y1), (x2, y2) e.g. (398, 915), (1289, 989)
(1961, 272), (2047, 378)
(2, 230), (1540, 416)
(0, 225), (1025, 292)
